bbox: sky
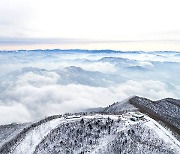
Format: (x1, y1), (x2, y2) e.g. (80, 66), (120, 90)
(0, 0), (180, 51)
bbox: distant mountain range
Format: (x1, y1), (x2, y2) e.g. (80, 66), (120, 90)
(0, 96), (179, 154)
(0, 49), (180, 54)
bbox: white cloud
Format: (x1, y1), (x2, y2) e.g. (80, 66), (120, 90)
(75, 62), (117, 73)
(0, 103), (32, 124)
(16, 72), (59, 86)
(138, 61), (154, 68)
(1, 74), (177, 124)
(114, 80), (177, 101)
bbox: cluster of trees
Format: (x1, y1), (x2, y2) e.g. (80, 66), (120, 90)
(35, 117), (115, 154)
(98, 123), (176, 154)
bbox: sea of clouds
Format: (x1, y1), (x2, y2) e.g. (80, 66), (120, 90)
(0, 50), (180, 124)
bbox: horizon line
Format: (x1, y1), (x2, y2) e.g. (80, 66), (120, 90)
(0, 49), (180, 53)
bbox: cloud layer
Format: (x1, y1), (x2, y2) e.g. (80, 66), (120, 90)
(0, 50), (180, 124)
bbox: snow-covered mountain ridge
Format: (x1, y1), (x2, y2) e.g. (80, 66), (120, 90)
(0, 96), (179, 154)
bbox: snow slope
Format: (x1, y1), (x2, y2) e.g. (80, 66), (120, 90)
(0, 97), (180, 154)
(12, 118), (63, 154)
(145, 116), (180, 153)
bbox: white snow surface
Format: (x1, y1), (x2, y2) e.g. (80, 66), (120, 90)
(90, 135), (116, 154)
(8, 113), (180, 154)
(144, 116), (180, 153)
(12, 118), (64, 154)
